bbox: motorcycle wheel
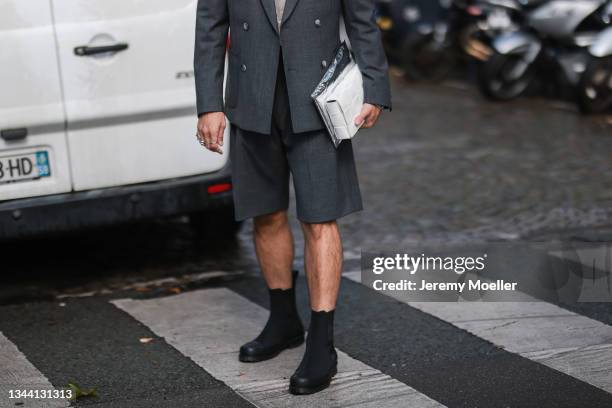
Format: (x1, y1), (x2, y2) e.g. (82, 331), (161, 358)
(577, 57), (612, 114)
(401, 35), (457, 82)
(477, 53), (533, 101)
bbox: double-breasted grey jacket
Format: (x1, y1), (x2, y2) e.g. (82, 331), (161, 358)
(194, 0), (392, 134)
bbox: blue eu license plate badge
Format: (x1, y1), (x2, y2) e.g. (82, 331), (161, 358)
(36, 151), (51, 177)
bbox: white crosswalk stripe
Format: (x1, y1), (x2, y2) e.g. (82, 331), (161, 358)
(112, 288), (446, 408)
(344, 271), (612, 394)
(0, 332), (68, 408)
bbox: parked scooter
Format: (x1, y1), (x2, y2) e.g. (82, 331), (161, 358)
(578, 23), (612, 113)
(376, 0), (453, 80)
(376, 0), (521, 81)
(478, 0), (612, 102)
(460, 0), (524, 62)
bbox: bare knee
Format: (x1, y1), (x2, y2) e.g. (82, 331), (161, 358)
(254, 211), (288, 236)
(301, 220), (338, 242)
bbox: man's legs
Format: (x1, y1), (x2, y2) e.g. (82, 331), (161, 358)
(239, 210), (304, 363)
(300, 221), (342, 311)
(254, 211), (294, 290)
(254, 209), (344, 312)
(253, 214), (343, 313)
(288, 220), (342, 395)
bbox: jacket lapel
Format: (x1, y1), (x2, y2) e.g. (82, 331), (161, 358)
(259, 0), (280, 34)
(281, 0), (300, 26)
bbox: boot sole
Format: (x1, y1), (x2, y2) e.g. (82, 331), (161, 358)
(239, 335), (304, 363)
(289, 366), (338, 395)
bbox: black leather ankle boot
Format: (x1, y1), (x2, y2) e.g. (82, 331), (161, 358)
(289, 310), (338, 395)
(239, 270), (304, 362)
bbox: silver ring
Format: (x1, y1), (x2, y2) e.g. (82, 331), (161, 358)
(196, 132), (207, 147)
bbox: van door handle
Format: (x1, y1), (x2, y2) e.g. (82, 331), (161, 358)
(1, 128), (28, 141)
(74, 43), (129, 56)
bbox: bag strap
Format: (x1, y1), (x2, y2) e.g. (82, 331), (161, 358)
(340, 15), (351, 50)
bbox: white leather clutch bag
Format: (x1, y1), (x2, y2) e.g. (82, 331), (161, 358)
(311, 42), (364, 148)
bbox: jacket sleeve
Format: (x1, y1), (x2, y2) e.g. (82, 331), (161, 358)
(194, 0), (229, 116)
(341, 0), (392, 110)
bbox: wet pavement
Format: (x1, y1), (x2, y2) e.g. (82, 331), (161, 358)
(348, 77), (612, 247)
(3, 75), (612, 300)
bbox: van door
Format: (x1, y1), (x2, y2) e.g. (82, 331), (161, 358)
(50, 0), (227, 191)
(0, 0), (72, 201)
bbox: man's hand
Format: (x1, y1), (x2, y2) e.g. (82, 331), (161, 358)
(197, 112), (226, 154)
(354, 103), (382, 129)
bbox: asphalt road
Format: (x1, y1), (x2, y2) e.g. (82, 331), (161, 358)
(2, 76), (612, 408)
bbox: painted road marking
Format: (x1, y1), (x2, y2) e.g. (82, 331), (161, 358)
(0, 332), (68, 408)
(345, 271), (612, 394)
(113, 288), (445, 408)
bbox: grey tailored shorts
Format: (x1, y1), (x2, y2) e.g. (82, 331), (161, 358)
(229, 56), (363, 223)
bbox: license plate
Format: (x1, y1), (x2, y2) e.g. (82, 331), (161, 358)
(0, 151), (51, 185)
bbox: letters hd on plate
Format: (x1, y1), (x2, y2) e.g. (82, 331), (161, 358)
(0, 150), (51, 184)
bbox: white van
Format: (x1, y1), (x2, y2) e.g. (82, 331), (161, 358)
(0, 0), (236, 239)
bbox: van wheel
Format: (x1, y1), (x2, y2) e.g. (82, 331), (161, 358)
(190, 207), (242, 239)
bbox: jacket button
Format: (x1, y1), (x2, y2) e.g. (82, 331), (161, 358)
(241, 64), (247, 72)
(243, 22), (249, 31)
(314, 18), (321, 27)
(321, 60), (327, 68)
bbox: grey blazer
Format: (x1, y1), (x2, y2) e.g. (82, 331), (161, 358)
(194, 0), (392, 135)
